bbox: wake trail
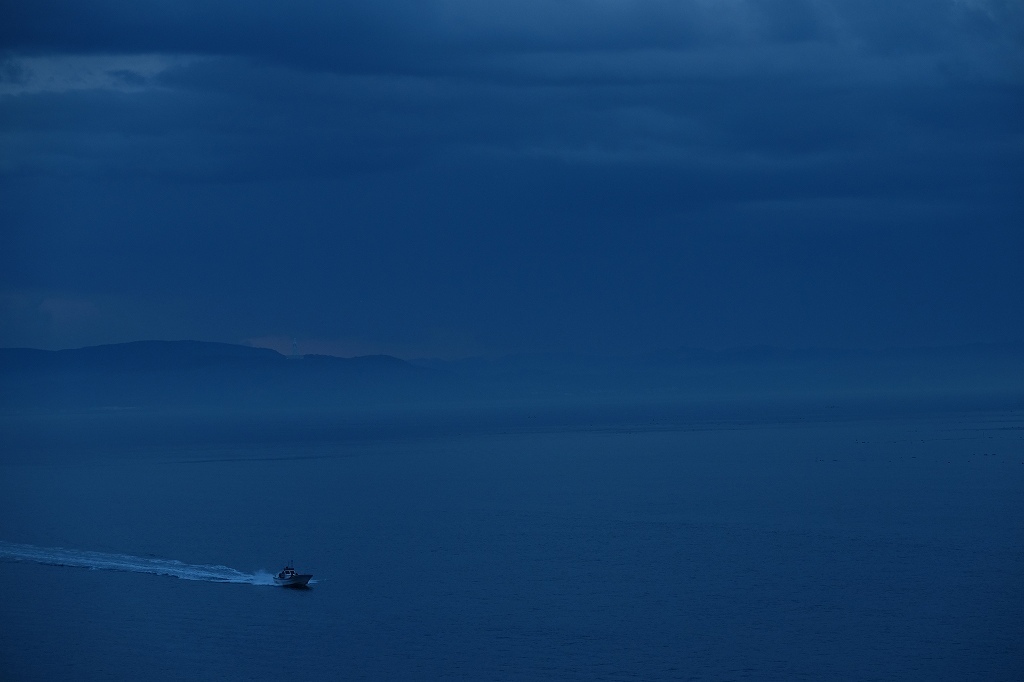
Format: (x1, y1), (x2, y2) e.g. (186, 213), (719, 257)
(0, 541), (275, 585)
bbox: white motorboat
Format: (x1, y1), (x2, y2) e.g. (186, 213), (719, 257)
(274, 564), (313, 587)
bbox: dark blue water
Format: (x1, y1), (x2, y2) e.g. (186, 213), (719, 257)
(2, 403), (1022, 680)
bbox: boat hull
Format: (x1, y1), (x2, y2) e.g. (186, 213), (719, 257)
(273, 573), (313, 587)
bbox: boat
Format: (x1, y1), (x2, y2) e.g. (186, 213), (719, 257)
(274, 564), (313, 587)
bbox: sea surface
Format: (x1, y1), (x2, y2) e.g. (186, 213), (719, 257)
(1, 399), (1022, 680)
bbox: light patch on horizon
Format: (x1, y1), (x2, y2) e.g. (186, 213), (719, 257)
(246, 331), (485, 360)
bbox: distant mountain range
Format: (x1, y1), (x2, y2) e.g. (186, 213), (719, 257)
(0, 340), (431, 410)
(1, 340), (1021, 411)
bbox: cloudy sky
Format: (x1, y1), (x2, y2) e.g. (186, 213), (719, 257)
(1, 1), (1021, 357)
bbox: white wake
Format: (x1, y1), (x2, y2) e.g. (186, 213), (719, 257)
(0, 541), (275, 585)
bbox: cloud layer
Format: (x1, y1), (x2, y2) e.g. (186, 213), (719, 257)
(2, 1), (1021, 354)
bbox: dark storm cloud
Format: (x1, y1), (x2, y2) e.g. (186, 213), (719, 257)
(5, 1), (1020, 70)
(1, 1), (1022, 353)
